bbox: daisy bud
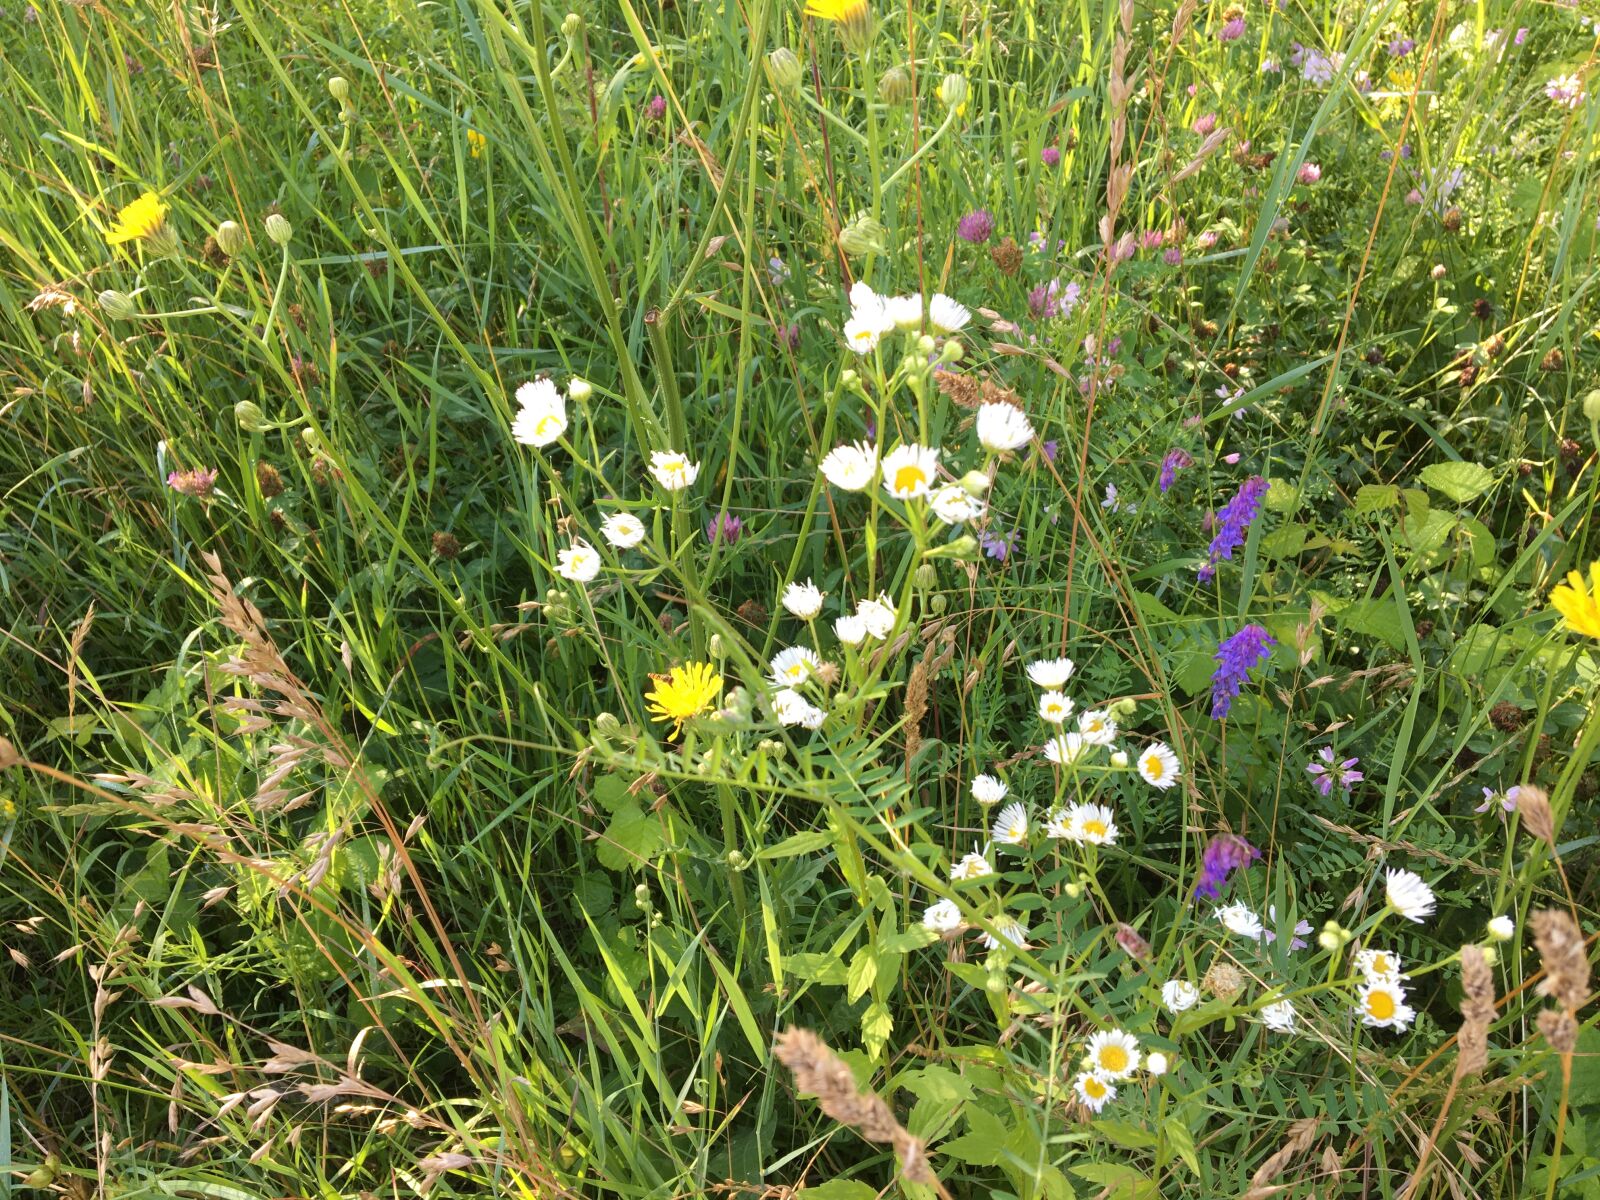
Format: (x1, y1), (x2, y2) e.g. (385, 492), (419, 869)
(914, 564), (939, 589)
(568, 376), (593, 402)
(925, 534), (979, 561)
(1145, 1051), (1170, 1075)
(214, 219), (246, 257)
(929, 594), (947, 614)
(726, 849), (749, 871)
(1480, 944), (1499, 966)
(327, 75), (350, 103)
(837, 214), (888, 258)
(234, 400), (269, 432)
(839, 369), (859, 389)
(1110, 697), (1137, 717)
(97, 288), (138, 320)
(940, 338), (964, 363)
(878, 65), (911, 104)
(300, 425), (321, 451)
(560, 11), (583, 37)
(1487, 915), (1515, 942)
(1583, 389), (1600, 423)
(633, 883), (652, 911)
(766, 47), (803, 93)
(939, 73), (968, 110)
(1065, 882), (1084, 898)
(264, 213), (293, 247)
(1110, 750), (1129, 768)
(959, 469), (990, 497)
(1318, 919), (1352, 951)
(917, 334), (937, 355)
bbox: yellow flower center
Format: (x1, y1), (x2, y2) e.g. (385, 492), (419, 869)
(1098, 1045), (1129, 1074)
(1083, 819), (1108, 839)
(536, 415), (561, 437)
(1144, 755), (1165, 779)
(1371, 954), (1392, 975)
(1083, 1076), (1108, 1098)
(893, 464), (927, 493)
(1367, 990), (1396, 1020)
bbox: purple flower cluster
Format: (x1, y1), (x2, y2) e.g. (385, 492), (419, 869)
(1041, 146), (1061, 168)
(956, 209), (995, 244)
(1306, 747), (1363, 796)
(1028, 277), (1081, 320)
(1210, 623), (1275, 719)
(1194, 832), (1260, 900)
(1159, 448), (1193, 493)
(705, 512), (744, 545)
(167, 468), (217, 498)
(979, 528), (1016, 561)
(1198, 474), (1267, 581)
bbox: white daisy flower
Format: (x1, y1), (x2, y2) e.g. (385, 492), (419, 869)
(843, 312), (885, 354)
(511, 379), (568, 447)
(818, 441), (878, 491)
(881, 443), (940, 500)
(1145, 1051), (1170, 1076)
(1161, 980), (1200, 1014)
(950, 846), (994, 882)
(1354, 948), (1405, 982)
(980, 917), (1028, 950)
(930, 483), (985, 525)
(1137, 742), (1181, 790)
(1067, 802), (1117, 845)
(928, 292), (971, 334)
(1073, 1070), (1116, 1113)
(1260, 999), (1297, 1033)
(970, 774), (1008, 805)
(922, 898), (962, 934)
(1083, 1029), (1140, 1079)
(1042, 732), (1088, 765)
(1357, 978), (1415, 1030)
(555, 541), (601, 583)
(600, 512), (647, 548)
(781, 578), (826, 619)
(1026, 657), (1076, 688)
(975, 401), (1034, 452)
(1037, 691), (1074, 724)
(991, 802), (1029, 848)
(1384, 868), (1436, 923)
(1044, 808), (1074, 839)
(856, 593), (896, 640)
(771, 688), (826, 730)
(1078, 709), (1118, 745)
(848, 280), (883, 312)
(834, 614), (868, 647)
(768, 646), (823, 688)
(649, 450), (700, 492)
(1487, 915), (1515, 942)
(1217, 903), (1265, 940)
(885, 293), (923, 330)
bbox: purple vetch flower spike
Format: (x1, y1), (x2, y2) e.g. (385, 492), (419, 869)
(1210, 623), (1276, 719)
(1200, 474), (1268, 577)
(1159, 448), (1193, 493)
(1193, 832), (1260, 900)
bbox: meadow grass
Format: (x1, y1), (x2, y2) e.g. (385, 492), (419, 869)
(1, 0), (1598, 1197)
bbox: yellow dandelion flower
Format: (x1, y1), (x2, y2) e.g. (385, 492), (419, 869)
(1550, 561), (1600, 639)
(645, 661), (722, 738)
(803, 0), (872, 50)
(105, 191), (168, 246)
(467, 129), (486, 158)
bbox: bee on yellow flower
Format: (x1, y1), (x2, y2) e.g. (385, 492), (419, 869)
(803, 0), (873, 51)
(105, 190), (168, 246)
(645, 661), (722, 738)
(1551, 561), (1600, 639)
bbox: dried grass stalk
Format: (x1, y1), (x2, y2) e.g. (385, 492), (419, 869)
(1530, 909), (1591, 1010)
(1455, 944), (1496, 1079)
(1517, 785), (1557, 845)
(773, 1027), (938, 1189)
(1241, 1116), (1320, 1198)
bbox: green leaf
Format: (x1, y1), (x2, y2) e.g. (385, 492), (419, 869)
(1353, 483), (1399, 513)
(1164, 1117), (1201, 1176)
(1068, 1162), (1156, 1199)
(1094, 1119), (1158, 1150)
(860, 1001), (893, 1055)
(791, 1183), (877, 1200)
(879, 924), (938, 953)
(1419, 461), (1494, 503)
(1261, 524), (1309, 559)
(595, 802), (665, 871)
(759, 830), (834, 859)
(590, 773), (632, 813)
(846, 946), (877, 1003)
(783, 953), (848, 985)
(1335, 597), (1408, 650)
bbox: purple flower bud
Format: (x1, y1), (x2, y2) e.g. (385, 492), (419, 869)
(956, 209), (995, 244)
(1041, 146), (1061, 167)
(705, 512), (743, 545)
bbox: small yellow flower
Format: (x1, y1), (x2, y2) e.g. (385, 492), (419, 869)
(645, 661), (722, 738)
(803, 0), (872, 50)
(1550, 561), (1600, 639)
(105, 190), (168, 246)
(467, 129), (486, 158)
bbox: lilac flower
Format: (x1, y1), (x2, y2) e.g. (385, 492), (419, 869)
(1198, 475), (1268, 580)
(957, 209), (995, 243)
(1041, 146), (1061, 167)
(1305, 746), (1363, 796)
(1386, 36), (1415, 56)
(1028, 278), (1080, 320)
(1300, 50), (1340, 85)
(1513, 27), (1527, 45)
(1041, 439), (1059, 463)
(1546, 74), (1587, 109)
(1163, 247), (1183, 266)
(1210, 624), (1275, 719)
(1264, 905), (1313, 950)
(979, 528), (1017, 561)
(645, 94), (667, 122)
(705, 512), (744, 545)
(167, 468), (217, 498)
(1217, 15), (1245, 41)
(1159, 448), (1193, 493)
(768, 256), (791, 286)
(1194, 832), (1260, 899)
(1474, 785), (1520, 816)
(1297, 162), (1322, 184)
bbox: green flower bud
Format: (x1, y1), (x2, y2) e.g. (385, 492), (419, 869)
(726, 849), (749, 871)
(568, 376), (593, 402)
(766, 47), (803, 93)
(594, 711), (622, 735)
(1110, 696), (1138, 718)
(959, 469), (991, 497)
(878, 65), (912, 105)
(234, 400), (269, 432)
(633, 882), (652, 910)
(1065, 881), (1084, 898)
(939, 73), (968, 110)
(264, 213), (293, 247)
(214, 219), (245, 257)
(561, 11), (583, 37)
(940, 338), (964, 363)
(327, 76), (350, 103)
(924, 534), (980, 561)
(708, 634), (723, 658)
(1583, 389), (1600, 424)
(97, 289), (138, 320)
(929, 593), (947, 615)
(1109, 750), (1129, 768)
(916, 334), (937, 355)
(837, 214), (888, 259)
(914, 563), (939, 589)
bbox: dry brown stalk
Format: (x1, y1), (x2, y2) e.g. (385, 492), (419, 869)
(1454, 944), (1496, 1079)
(1241, 1116), (1320, 1198)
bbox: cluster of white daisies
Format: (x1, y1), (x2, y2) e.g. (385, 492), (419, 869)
(917, 657), (1185, 945)
(1071, 1028), (1166, 1113)
(756, 579), (910, 730)
(840, 280), (970, 354)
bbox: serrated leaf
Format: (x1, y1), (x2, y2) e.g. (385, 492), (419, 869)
(595, 802), (665, 872)
(783, 952), (848, 985)
(1419, 461), (1494, 503)
(861, 1001), (892, 1054)
(590, 773), (632, 813)
(846, 946), (877, 1002)
(1353, 483), (1399, 513)
(1261, 524), (1309, 559)
(1094, 1118), (1159, 1150)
